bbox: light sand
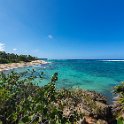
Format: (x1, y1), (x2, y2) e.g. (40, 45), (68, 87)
(0, 60), (48, 72)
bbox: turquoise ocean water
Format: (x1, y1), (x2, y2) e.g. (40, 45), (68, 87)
(13, 59), (124, 103)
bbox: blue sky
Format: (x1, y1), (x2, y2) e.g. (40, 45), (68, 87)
(0, 0), (124, 59)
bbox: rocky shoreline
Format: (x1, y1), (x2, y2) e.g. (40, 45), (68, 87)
(0, 60), (48, 72)
(57, 89), (116, 124)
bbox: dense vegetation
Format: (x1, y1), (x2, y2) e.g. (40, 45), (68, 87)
(113, 82), (124, 124)
(0, 70), (82, 124)
(0, 51), (37, 64)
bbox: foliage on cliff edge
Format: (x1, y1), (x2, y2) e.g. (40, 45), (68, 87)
(113, 82), (124, 124)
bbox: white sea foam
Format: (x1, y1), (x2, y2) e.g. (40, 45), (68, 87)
(101, 60), (124, 62)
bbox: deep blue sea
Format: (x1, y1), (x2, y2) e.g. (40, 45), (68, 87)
(13, 59), (124, 103)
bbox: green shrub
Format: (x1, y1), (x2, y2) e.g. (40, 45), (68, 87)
(113, 82), (124, 122)
(0, 70), (80, 124)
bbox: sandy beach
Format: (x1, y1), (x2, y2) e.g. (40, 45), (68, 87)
(0, 60), (48, 72)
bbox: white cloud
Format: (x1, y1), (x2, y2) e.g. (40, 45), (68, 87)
(13, 48), (17, 51)
(0, 42), (5, 51)
(48, 34), (53, 39)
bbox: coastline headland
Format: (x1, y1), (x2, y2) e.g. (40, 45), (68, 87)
(0, 60), (48, 72)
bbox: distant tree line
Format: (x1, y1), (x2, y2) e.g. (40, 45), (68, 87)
(0, 51), (38, 64)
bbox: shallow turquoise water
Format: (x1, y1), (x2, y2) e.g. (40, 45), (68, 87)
(13, 59), (124, 103)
